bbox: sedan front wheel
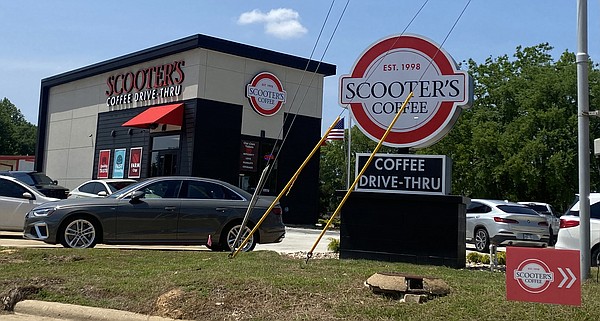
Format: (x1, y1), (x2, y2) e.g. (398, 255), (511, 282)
(59, 217), (98, 248)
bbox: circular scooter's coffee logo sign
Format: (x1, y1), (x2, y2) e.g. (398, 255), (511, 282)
(340, 34), (472, 148)
(246, 72), (287, 116)
(513, 259), (554, 294)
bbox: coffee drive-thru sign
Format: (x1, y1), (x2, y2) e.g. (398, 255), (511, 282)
(340, 34), (472, 148)
(355, 153), (451, 195)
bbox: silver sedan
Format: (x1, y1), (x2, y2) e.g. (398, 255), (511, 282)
(0, 175), (58, 231)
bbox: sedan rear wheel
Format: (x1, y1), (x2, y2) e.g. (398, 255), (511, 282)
(224, 224), (256, 252)
(60, 218), (98, 248)
(474, 228), (490, 253)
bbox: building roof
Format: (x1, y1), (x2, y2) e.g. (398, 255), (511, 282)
(41, 33), (336, 88)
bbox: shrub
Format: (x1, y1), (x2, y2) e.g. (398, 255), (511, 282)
(466, 252), (482, 263)
(481, 255), (490, 264)
(327, 238), (340, 253)
(466, 251), (506, 265)
(318, 216), (341, 228)
(497, 251), (506, 265)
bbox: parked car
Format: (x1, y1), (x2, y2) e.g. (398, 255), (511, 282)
(0, 171), (69, 199)
(555, 193), (600, 266)
(0, 175), (59, 231)
(518, 201), (561, 245)
(23, 176), (285, 251)
(466, 199), (550, 252)
(68, 179), (137, 198)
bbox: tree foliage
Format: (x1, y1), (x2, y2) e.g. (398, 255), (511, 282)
(319, 43), (600, 214)
(421, 43), (600, 212)
(0, 97), (37, 155)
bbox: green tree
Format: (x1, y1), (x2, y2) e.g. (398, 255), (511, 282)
(421, 43), (600, 212)
(320, 44), (600, 214)
(0, 98), (37, 155)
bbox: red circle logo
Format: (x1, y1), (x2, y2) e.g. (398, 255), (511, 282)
(339, 34), (472, 148)
(246, 72), (287, 116)
(513, 259), (554, 294)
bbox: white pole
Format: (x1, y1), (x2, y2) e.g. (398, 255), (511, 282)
(576, 0), (590, 281)
(346, 112), (352, 189)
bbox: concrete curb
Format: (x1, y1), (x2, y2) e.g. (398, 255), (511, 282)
(14, 300), (181, 321)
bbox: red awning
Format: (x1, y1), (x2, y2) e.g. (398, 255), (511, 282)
(122, 103), (183, 128)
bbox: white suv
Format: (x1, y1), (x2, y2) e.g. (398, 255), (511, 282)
(555, 194), (600, 266)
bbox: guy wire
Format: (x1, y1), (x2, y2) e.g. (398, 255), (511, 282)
(261, 0), (350, 183)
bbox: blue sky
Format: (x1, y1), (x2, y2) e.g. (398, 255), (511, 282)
(1, 1), (598, 134)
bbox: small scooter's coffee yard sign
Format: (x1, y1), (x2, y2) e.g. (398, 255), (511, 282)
(340, 34), (473, 148)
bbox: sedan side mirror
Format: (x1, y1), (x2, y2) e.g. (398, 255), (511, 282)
(130, 190), (145, 202)
(97, 191), (108, 197)
(22, 192), (35, 200)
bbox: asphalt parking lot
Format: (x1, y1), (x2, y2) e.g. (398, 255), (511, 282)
(0, 226), (339, 253)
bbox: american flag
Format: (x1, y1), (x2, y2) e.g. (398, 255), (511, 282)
(326, 118), (345, 141)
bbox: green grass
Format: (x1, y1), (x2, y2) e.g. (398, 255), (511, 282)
(1, 247), (600, 320)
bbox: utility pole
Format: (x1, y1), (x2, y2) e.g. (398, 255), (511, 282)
(576, 0), (591, 281)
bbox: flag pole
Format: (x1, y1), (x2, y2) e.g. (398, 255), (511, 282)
(346, 111), (352, 189)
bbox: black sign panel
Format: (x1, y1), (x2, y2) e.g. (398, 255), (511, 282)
(239, 140), (259, 172)
(355, 153), (451, 195)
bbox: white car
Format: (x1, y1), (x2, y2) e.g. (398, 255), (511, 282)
(466, 199), (550, 252)
(68, 179), (137, 198)
(555, 193), (600, 266)
(518, 202), (561, 245)
(0, 175), (59, 231)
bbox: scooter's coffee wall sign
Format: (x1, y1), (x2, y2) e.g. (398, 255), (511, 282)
(246, 72), (287, 116)
(340, 34), (472, 148)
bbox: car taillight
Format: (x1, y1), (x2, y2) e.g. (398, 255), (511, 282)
(271, 207), (282, 215)
(560, 219), (580, 228)
(494, 217), (519, 224)
(538, 221), (548, 226)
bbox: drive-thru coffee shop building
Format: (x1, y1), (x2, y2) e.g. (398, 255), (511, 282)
(35, 34), (336, 225)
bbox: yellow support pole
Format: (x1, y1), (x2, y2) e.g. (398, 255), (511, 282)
(230, 116), (342, 258)
(305, 92), (414, 263)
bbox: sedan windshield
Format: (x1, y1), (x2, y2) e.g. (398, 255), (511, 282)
(108, 179), (149, 198)
(497, 205), (539, 215)
(525, 204), (549, 214)
(13, 172), (55, 185)
(107, 181), (136, 193)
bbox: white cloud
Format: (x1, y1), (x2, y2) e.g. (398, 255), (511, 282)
(238, 8), (307, 39)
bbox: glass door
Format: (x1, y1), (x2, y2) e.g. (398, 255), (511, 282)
(150, 151), (178, 176)
(150, 134), (180, 177)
